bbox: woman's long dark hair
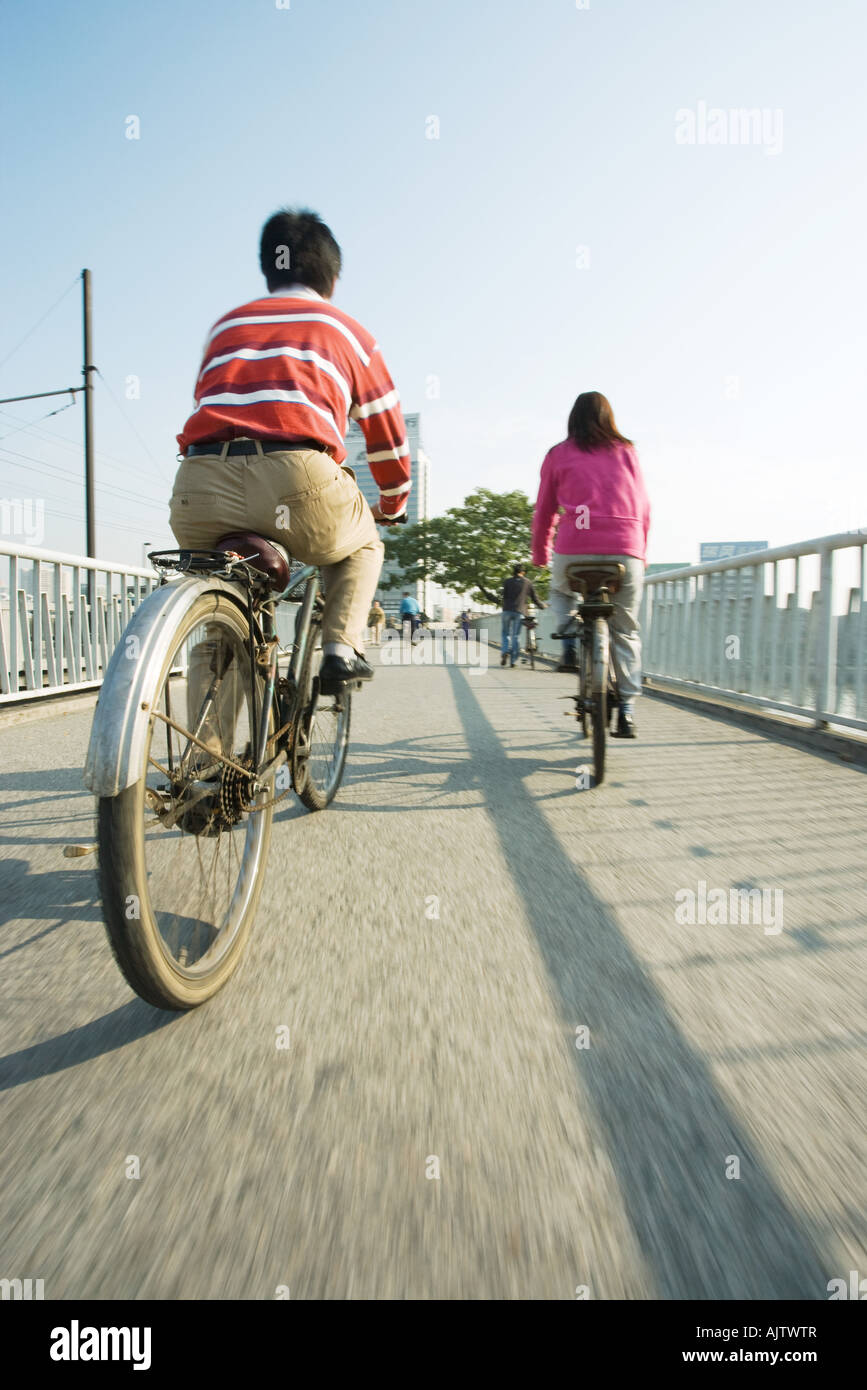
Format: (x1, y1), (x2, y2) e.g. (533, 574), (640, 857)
(567, 391), (632, 450)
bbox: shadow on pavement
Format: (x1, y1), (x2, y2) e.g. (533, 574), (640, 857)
(446, 664), (833, 1300)
(0, 768), (89, 793)
(0, 1000), (176, 1092)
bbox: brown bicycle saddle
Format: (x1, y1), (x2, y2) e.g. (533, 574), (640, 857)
(215, 532), (292, 592)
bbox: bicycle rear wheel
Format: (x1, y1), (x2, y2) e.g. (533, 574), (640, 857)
(578, 637), (590, 737)
(592, 691), (607, 782)
(97, 592), (274, 1010)
(293, 612), (351, 811)
(591, 617), (609, 784)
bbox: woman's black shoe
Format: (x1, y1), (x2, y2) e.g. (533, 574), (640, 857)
(613, 710), (637, 738)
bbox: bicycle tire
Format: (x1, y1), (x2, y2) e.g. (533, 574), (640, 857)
(578, 637), (590, 737)
(591, 617), (609, 783)
(294, 614), (351, 812)
(592, 616), (609, 694)
(592, 690), (607, 783)
(97, 592), (273, 1010)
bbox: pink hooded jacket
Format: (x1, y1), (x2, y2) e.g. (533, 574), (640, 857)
(531, 439), (651, 567)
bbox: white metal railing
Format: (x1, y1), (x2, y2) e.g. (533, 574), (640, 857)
(640, 530), (867, 732)
(0, 542), (159, 702)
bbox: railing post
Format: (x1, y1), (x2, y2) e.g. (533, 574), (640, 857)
(9, 554), (20, 694)
(663, 580), (675, 674)
(639, 583), (650, 666)
(856, 544), (866, 721)
(675, 577), (689, 676)
(700, 575), (713, 685)
(33, 558), (43, 692)
(53, 563), (63, 688)
(716, 571), (728, 687)
(816, 546), (836, 727)
(733, 566), (747, 691)
(767, 560), (780, 701)
(747, 563), (764, 695)
(72, 564), (82, 683)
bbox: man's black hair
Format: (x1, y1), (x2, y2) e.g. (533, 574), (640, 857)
(259, 208), (342, 296)
(513, 564), (525, 577)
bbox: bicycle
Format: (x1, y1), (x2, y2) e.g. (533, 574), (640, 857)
(83, 530), (357, 1011)
(555, 562), (625, 786)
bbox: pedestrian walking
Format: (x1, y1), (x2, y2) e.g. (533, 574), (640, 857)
(500, 565), (546, 667)
(368, 600), (385, 645)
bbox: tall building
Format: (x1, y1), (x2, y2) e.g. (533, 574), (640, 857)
(344, 412), (431, 614)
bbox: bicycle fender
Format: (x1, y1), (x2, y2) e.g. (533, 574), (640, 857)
(83, 574), (247, 797)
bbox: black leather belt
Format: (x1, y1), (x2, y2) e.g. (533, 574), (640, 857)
(184, 437), (330, 458)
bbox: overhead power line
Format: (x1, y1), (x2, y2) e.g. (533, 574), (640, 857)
(0, 275), (79, 373)
(95, 368), (174, 487)
(0, 407), (167, 484)
(0, 443), (169, 510)
(0, 398), (78, 443)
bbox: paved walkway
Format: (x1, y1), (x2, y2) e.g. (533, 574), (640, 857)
(0, 662), (864, 1298)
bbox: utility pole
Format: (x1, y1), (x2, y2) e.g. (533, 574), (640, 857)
(82, 269), (96, 561)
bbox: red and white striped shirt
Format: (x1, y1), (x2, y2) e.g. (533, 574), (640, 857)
(177, 285), (412, 518)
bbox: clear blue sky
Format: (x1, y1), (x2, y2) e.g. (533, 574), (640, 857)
(1, 0), (865, 566)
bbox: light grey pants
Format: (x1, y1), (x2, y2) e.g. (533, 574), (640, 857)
(550, 553), (644, 704)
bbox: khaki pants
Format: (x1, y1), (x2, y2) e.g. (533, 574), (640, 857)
(169, 442), (384, 653)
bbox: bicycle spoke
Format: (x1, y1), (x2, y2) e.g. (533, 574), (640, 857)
(136, 610), (270, 973)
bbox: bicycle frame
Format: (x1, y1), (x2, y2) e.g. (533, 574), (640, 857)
(252, 562), (319, 786)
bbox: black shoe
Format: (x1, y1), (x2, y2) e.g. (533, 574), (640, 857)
(500, 653), (508, 666)
(318, 654), (374, 694)
(613, 710), (637, 738)
(556, 660), (579, 673)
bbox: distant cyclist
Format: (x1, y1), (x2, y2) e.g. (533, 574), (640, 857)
(531, 391), (651, 737)
(399, 591), (421, 637)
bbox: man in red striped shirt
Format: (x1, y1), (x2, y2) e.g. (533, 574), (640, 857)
(170, 207), (411, 690)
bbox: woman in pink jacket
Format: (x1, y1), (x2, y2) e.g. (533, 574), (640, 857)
(531, 392), (650, 738)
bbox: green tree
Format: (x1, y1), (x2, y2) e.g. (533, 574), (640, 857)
(382, 488), (548, 605)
